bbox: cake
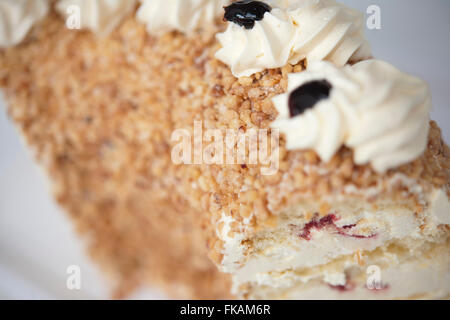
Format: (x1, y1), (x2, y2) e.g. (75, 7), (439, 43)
(0, 0), (448, 300)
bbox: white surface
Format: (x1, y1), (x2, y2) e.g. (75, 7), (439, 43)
(0, 95), (111, 299)
(0, 0), (449, 299)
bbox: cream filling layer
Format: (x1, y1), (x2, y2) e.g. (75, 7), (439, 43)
(232, 206), (421, 286)
(247, 253), (450, 299)
(217, 189), (449, 293)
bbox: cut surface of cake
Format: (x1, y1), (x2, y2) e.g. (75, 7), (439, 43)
(0, 0), (448, 300)
(216, 131), (450, 298)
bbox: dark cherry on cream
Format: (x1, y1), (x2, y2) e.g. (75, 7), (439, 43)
(288, 80), (332, 118)
(224, 1), (272, 29)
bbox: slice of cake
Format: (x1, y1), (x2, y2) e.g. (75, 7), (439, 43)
(215, 59), (449, 299)
(0, 0), (448, 300)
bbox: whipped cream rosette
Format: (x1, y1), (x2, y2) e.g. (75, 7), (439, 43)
(271, 59), (432, 173)
(56, 0), (137, 36)
(136, 0), (230, 35)
(287, 0), (371, 67)
(270, 61), (352, 161)
(0, 0), (49, 48)
(216, 0), (371, 77)
(341, 60), (432, 172)
(216, 6), (296, 77)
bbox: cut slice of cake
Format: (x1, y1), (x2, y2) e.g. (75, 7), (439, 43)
(215, 123), (450, 299)
(0, 0), (448, 300)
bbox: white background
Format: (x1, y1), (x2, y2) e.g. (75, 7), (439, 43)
(0, 1), (449, 299)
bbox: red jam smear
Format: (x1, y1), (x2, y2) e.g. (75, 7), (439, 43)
(295, 214), (377, 241)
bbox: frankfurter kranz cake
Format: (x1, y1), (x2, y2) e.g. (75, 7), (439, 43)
(223, 59), (450, 299)
(0, 0), (448, 300)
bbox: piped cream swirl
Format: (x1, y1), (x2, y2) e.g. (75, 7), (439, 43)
(271, 60), (432, 173)
(56, 0), (137, 36)
(342, 60), (431, 172)
(215, 0), (371, 77)
(216, 8), (296, 77)
(136, 0), (229, 35)
(0, 0), (49, 48)
(288, 0), (371, 67)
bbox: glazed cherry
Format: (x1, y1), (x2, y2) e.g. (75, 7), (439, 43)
(224, 1), (272, 29)
(288, 80), (332, 118)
